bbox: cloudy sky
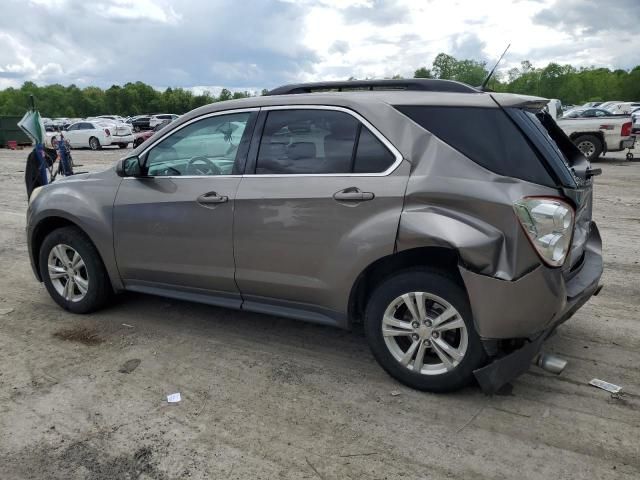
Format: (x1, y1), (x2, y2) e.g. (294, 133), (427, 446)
(0, 0), (637, 93)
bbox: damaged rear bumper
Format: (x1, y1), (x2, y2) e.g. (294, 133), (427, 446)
(462, 223), (603, 394)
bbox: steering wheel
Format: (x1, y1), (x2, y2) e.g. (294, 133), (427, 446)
(186, 156), (221, 176)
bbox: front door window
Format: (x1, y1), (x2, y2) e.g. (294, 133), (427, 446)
(145, 112), (251, 176)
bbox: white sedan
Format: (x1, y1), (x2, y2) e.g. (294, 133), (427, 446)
(52, 121), (134, 150)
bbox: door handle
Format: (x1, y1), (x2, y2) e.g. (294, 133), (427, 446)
(197, 192), (228, 205)
(333, 188), (375, 202)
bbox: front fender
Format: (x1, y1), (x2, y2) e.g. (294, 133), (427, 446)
(28, 170), (123, 291)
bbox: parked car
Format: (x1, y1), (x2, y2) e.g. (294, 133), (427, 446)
(93, 115), (127, 123)
(607, 102), (640, 115)
(132, 119), (172, 148)
(131, 116), (151, 132)
(562, 108), (616, 118)
(50, 121), (134, 150)
(27, 79), (603, 393)
(557, 114), (635, 160)
(631, 108), (640, 134)
(149, 114), (179, 129)
(581, 102), (602, 108)
(597, 101), (623, 111)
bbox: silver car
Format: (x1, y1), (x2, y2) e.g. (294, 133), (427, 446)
(27, 79), (603, 393)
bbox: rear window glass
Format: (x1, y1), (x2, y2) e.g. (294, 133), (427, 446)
(395, 105), (554, 186)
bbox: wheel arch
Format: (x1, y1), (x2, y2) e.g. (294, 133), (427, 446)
(569, 130), (605, 144)
(348, 246), (462, 326)
(30, 215), (118, 290)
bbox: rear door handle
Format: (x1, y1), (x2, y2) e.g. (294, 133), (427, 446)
(197, 191), (228, 206)
(333, 188), (375, 202)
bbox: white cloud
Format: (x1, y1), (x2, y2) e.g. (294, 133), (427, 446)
(0, 0), (637, 91)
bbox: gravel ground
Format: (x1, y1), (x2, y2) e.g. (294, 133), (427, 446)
(0, 145), (639, 479)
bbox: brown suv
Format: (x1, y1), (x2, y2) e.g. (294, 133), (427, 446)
(27, 80), (603, 393)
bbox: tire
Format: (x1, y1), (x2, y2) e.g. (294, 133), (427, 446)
(39, 226), (111, 314)
(364, 268), (487, 392)
(89, 137), (101, 151)
(574, 134), (603, 161)
(133, 138), (143, 148)
(626, 152), (634, 161)
(118, 143), (128, 149)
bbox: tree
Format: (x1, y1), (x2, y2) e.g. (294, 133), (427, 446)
(218, 88), (232, 102)
(431, 53), (458, 80)
(414, 67), (432, 78)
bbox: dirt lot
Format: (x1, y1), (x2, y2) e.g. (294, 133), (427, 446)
(0, 145), (639, 479)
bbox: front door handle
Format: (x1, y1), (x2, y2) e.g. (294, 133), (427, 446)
(197, 191), (228, 206)
(333, 188), (375, 202)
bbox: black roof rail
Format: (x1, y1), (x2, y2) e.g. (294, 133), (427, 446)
(265, 79), (480, 96)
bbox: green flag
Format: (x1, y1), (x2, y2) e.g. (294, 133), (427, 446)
(18, 109), (46, 144)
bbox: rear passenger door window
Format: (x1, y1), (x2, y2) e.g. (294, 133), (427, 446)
(256, 109), (358, 174)
(254, 108), (397, 175)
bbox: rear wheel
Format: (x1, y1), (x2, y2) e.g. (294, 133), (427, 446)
(89, 137), (101, 151)
(574, 134), (603, 161)
(626, 152), (634, 161)
(364, 269), (487, 392)
(39, 226), (111, 313)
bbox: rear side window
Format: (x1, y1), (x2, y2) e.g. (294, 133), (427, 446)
(255, 109), (397, 174)
(257, 109), (357, 174)
(395, 105), (554, 186)
(353, 127), (396, 173)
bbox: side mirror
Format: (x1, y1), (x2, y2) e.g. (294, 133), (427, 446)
(116, 156), (143, 177)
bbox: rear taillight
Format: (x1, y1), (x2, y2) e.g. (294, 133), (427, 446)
(621, 121), (632, 137)
(513, 197), (575, 267)
(104, 128), (111, 136)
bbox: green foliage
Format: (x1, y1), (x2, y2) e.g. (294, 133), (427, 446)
(414, 54), (640, 103)
(413, 67), (432, 79)
(2, 53), (639, 117)
(0, 82), (251, 117)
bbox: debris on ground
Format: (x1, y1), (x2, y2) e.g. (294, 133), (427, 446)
(0, 307), (14, 315)
(390, 390), (401, 396)
(122, 323), (134, 328)
(53, 326), (103, 346)
(167, 393), (181, 403)
(589, 378), (622, 394)
(118, 359), (141, 374)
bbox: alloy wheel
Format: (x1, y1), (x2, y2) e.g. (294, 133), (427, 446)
(47, 244), (89, 302)
(381, 292), (468, 375)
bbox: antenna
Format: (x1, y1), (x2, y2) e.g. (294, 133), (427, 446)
(480, 43), (511, 91)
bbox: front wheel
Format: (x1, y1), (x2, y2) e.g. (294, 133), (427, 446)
(364, 269), (487, 392)
(626, 152), (634, 161)
(39, 226), (111, 313)
(89, 137), (101, 150)
(118, 143), (128, 149)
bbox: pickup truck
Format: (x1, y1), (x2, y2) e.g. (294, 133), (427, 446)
(556, 115), (635, 161)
